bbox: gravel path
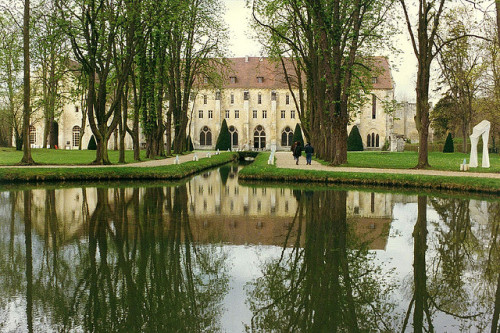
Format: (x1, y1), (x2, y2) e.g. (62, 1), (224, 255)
(275, 152), (500, 179)
(0, 152), (206, 168)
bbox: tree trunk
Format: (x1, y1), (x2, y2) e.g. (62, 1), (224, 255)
(415, 62), (431, 168)
(166, 110), (172, 156)
(21, 0), (34, 165)
(119, 90), (127, 164)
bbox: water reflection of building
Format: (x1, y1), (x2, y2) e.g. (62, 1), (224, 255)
(19, 169), (397, 250)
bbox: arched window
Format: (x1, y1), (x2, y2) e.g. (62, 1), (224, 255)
(200, 126), (212, 146)
(72, 126), (81, 147)
(253, 125), (266, 149)
(29, 125), (36, 145)
(281, 126), (294, 147)
(367, 132), (379, 148)
(229, 126), (238, 147)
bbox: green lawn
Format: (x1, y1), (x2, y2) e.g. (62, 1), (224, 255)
(336, 151), (500, 173)
(0, 148), (152, 165)
(239, 153), (500, 194)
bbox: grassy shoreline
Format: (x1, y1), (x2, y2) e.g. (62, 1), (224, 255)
(0, 152), (237, 184)
(238, 153), (500, 195)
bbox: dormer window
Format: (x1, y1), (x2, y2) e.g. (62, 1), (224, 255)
(372, 77), (378, 84)
(257, 76), (263, 83)
(230, 76), (236, 84)
(215, 91), (221, 100)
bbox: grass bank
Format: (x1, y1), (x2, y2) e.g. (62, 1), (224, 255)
(0, 147), (154, 165)
(0, 152), (237, 183)
(239, 153), (500, 195)
(330, 151), (500, 173)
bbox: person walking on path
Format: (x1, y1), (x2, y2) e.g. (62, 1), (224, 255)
(293, 141), (302, 165)
(291, 141), (298, 161)
(304, 142), (314, 165)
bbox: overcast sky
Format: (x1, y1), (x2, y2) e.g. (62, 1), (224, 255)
(223, 0), (419, 102)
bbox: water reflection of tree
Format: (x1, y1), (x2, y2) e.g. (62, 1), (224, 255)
(0, 185), (229, 331)
(245, 190), (396, 332)
(65, 185), (229, 332)
(404, 196), (497, 332)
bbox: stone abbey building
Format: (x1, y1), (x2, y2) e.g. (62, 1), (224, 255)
(25, 56), (400, 151)
(190, 56), (395, 151)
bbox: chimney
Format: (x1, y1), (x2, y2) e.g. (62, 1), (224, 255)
(245, 56), (249, 63)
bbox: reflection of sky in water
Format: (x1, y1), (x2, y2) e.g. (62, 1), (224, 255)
(0, 180), (498, 332)
(222, 245), (281, 332)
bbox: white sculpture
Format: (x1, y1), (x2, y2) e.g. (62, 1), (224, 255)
(174, 155), (180, 165)
(469, 120), (490, 168)
(193, 153), (198, 161)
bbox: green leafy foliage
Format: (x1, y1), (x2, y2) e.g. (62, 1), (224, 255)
(186, 135), (194, 151)
(87, 135), (97, 150)
(215, 119), (231, 150)
(292, 123), (304, 147)
(347, 126), (364, 151)
(443, 133), (454, 153)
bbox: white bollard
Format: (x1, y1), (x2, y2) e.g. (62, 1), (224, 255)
(174, 155), (179, 165)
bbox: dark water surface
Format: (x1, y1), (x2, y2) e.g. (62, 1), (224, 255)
(0, 164), (498, 332)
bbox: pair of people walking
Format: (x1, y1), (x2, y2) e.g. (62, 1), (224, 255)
(291, 141), (314, 165)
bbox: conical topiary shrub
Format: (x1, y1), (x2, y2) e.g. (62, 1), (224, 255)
(186, 135), (194, 151)
(87, 135), (97, 150)
(347, 125), (364, 151)
(443, 133), (454, 153)
(291, 123), (304, 147)
(215, 119), (231, 150)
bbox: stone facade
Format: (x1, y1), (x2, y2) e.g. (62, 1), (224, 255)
(25, 56), (418, 151)
(190, 57), (397, 151)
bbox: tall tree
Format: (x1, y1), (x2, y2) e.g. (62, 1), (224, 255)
(56, 0), (138, 164)
(21, 0), (34, 164)
(168, 0), (227, 154)
(252, 0), (395, 165)
(399, 0), (479, 167)
(0, 12), (23, 148)
(437, 8), (486, 152)
(31, 0), (71, 149)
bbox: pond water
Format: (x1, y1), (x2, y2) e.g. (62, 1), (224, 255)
(0, 164), (498, 332)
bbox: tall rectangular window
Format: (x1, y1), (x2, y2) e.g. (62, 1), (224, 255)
(230, 94), (234, 104)
(291, 110), (295, 119)
(203, 94), (207, 104)
(75, 106), (79, 113)
(262, 110), (267, 118)
(225, 110), (230, 118)
(372, 94), (376, 119)
(235, 110), (239, 118)
(253, 110), (257, 118)
(199, 110), (203, 118)
(208, 110), (213, 119)
(281, 110), (286, 118)
(258, 93), (262, 104)
(286, 94), (290, 105)
(244, 91), (249, 100)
